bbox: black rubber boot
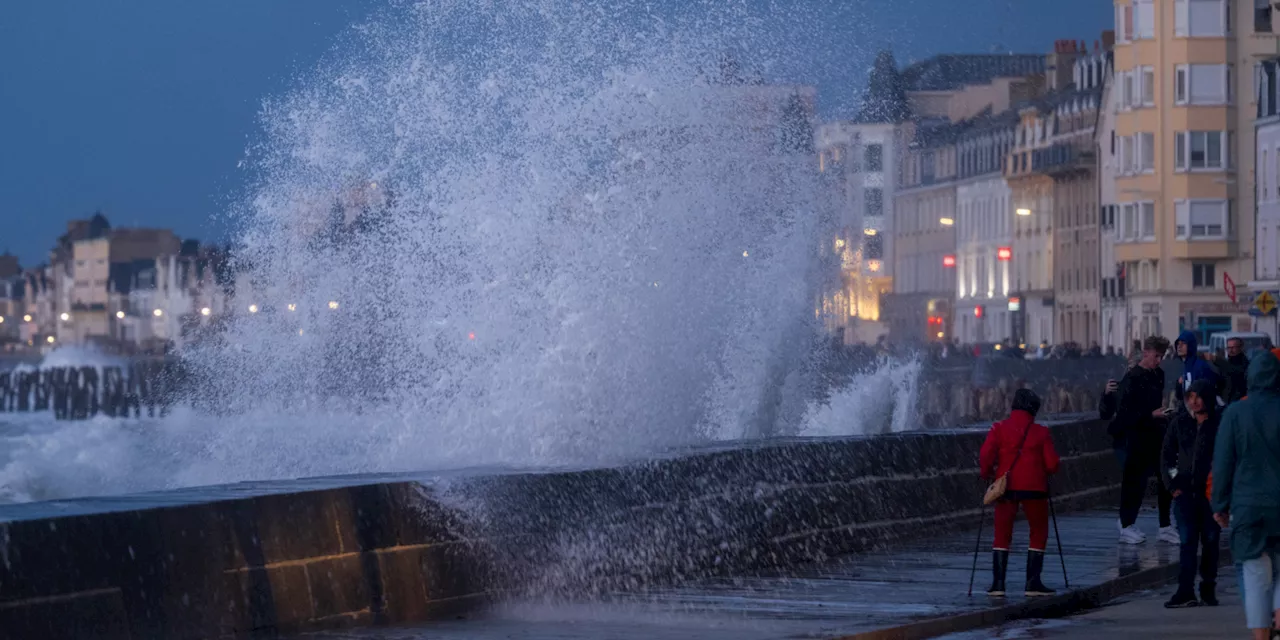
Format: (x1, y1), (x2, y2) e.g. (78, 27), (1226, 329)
(1025, 550), (1056, 597)
(987, 550), (1009, 597)
(1199, 581), (1218, 606)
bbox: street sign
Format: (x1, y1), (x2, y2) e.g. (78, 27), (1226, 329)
(1225, 272), (1237, 303)
(1251, 290), (1279, 317)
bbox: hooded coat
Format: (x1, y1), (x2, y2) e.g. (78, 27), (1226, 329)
(1212, 351), (1280, 561)
(1174, 330), (1219, 403)
(1161, 378), (1220, 497)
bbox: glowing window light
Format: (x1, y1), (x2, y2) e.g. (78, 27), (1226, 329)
(1016, 208), (1032, 216)
(939, 217), (955, 226)
(864, 228), (877, 236)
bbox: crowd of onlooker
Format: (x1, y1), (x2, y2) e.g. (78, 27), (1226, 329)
(979, 332), (1280, 638)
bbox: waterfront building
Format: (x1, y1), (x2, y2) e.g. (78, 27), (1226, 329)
(1109, 0), (1260, 346)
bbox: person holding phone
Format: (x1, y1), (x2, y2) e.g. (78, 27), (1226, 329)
(1104, 336), (1175, 544)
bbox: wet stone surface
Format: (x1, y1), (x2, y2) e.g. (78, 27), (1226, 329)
(297, 510), (1184, 639)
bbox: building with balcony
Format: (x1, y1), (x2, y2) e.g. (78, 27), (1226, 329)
(1109, 0), (1259, 347)
(883, 53), (1047, 344)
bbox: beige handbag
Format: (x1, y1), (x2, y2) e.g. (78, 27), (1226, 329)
(983, 424), (1032, 505)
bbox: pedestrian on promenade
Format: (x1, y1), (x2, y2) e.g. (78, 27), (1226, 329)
(980, 389), (1061, 598)
(1161, 379), (1222, 608)
(1219, 337), (1250, 405)
(1175, 331), (1221, 405)
(1212, 349), (1280, 640)
(1104, 335), (1177, 545)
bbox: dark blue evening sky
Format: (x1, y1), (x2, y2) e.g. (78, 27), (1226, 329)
(0, 0), (1111, 267)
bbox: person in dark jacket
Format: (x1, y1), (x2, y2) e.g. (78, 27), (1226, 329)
(1212, 350), (1280, 639)
(980, 389), (1061, 598)
(1104, 335), (1175, 544)
(1174, 330), (1220, 405)
(1161, 379), (1222, 608)
(1218, 337), (1250, 405)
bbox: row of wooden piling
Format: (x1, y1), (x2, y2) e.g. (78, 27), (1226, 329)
(0, 363), (173, 420)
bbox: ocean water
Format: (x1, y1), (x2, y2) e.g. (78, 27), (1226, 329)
(0, 1), (920, 505)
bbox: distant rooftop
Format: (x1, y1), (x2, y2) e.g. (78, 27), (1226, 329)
(901, 54), (1045, 93)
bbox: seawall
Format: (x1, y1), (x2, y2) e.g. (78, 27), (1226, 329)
(0, 419), (1119, 639)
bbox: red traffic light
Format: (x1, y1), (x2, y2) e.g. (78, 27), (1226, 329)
(943, 255), (956, 268)
(997, 247), (1012, 261)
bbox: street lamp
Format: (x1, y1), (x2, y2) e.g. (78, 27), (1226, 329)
(200, 307), (211, 316)
(1016, 208), (1032, 216)
(248, 304), (259, 314)
(328, 301), (340, 310)
(286, 303), (297, 312)
(742, 251), (749, 258)
(46, 336), (55, 344)
(60, 312), (70, 322)
(0, 316), (4, 324)
(116, 311), (125, 319)
(153, 309), (163, 317)
(23, 314), (32, 322)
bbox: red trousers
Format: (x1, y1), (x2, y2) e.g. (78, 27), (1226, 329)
(993, 499), (1049, 551)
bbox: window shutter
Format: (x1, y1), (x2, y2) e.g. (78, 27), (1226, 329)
(1175, 132), (1187, 169)
(1175, 0), (1189, 36)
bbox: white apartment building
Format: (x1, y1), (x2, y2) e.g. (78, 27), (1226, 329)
(816, 121), (898, 343)
(1253, 55), (1280, 342)
(954, 115), (1017, 344)
(1097, 50), (1129, 354)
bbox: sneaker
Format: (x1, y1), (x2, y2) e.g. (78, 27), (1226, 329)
(1119, 525), (1147, 544)
(1164, 590), (1200, 608)
(1199, 582), (1218, 606)
(1158, 525), (1181, 544)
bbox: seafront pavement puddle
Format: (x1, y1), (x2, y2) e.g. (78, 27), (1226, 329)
(300, 510), (1184, 640)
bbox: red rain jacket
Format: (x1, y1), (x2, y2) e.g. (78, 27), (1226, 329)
(979, 409), (1061, 493)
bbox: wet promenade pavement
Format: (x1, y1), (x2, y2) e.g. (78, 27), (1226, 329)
(300, 509), (1195, 639)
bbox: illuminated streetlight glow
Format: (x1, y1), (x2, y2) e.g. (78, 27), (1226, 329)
(864, 229), (877, 236)
(153, 309), (164, 317)
(200, 307), (211, 316)
(328, 301), (340, 310)
(0, 316), (4, 324)
(834, 238), (845, 249)
(46, 336), (55, 344)
(1016, 208), (1032, 216)
(116, 311), (126, 319)
(60, 312), (70, 321)
(936, 332), (945, 339)
(248, 304), (259, 314)
(742, 250), (749, 258)
(939, 217), (954, 226)
(287, 303), (297, 312)
(23, 314), (32, 322)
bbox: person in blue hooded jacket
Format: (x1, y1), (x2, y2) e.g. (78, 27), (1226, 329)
(1175, 330), (1220, 405)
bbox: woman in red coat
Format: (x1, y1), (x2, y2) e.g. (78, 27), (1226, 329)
(979, 388), (1062, 597)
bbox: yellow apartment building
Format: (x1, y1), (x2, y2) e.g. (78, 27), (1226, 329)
(1110, 0), (1261, 344)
